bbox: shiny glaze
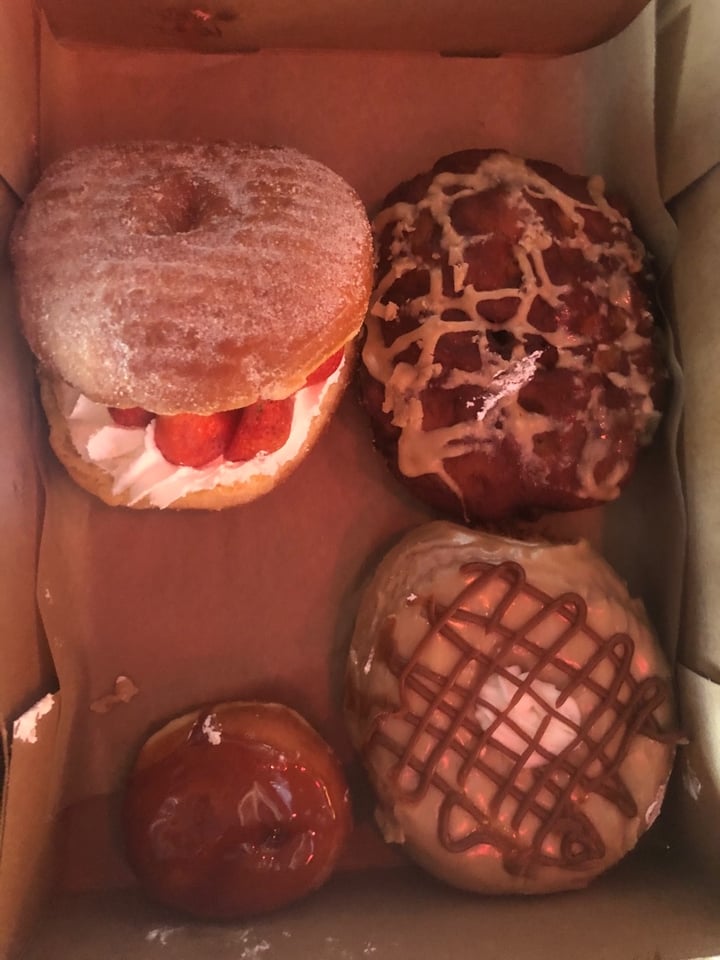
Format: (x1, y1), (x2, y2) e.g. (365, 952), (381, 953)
(124, 706), (351, 919)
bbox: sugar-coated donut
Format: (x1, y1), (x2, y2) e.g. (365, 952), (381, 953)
(13, 142), (372, 414)
(345, 522), (678, 894)
(11, 142), (373, 509)
(123, 702), (352, 919)
(360, 149), (665, 523)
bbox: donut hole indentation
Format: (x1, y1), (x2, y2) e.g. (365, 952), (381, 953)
(128, 172), (226, 236)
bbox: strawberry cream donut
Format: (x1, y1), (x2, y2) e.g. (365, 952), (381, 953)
(11, 141), (373, 509)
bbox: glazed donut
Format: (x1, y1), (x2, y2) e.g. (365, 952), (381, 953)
(345, 522), (678, 894)
(360, 149), (665, 523)
(123, 702), (352, 919)
(11, 142), (373, 508)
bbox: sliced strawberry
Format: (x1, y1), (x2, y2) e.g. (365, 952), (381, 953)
(108, 406), (154, 428)
(154, 411), (238, 468)
(304, 348), (344, 387)
(226, 397), (294, 462)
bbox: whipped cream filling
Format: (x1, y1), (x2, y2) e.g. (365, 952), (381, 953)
(476, 666), (581, 769)
(60, 359), (344, 508)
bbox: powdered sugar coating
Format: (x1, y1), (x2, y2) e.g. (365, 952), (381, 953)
(12, 142), (373, 414)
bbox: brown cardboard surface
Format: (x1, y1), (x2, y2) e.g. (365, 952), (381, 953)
(0, 0), (38, 198)
(0, 0), (702, 956)
(20, 853), (720, 960)
(657, 0), (720, 201)
(0, 184), (54, 725)
(670, 161), (720, 679)
(0, 725), (8, 861)
(37, 0), (650, 56)
(675, 666), (720, 873)
(0, 694), (62, 959)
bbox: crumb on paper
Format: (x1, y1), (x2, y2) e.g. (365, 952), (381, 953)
(242, 941), (270, 959)
(164, 5), (231, 37)
(322, 937), (357, 959)
(231, 930), (271, 958)
(89, 675), (139, 714)
(12, 693), (56, 744)
(146, 926), (183, 945)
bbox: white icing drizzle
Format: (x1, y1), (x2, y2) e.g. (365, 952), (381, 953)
(236, 780), (287, 825)
(363, 152), (660, 514)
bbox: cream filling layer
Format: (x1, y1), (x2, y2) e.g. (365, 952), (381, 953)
(476, 666), (581, 769)
(58, 360), (343, 508)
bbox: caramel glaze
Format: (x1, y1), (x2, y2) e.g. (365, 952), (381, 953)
(123, 705), (351, 919)
(363, 561), (677, 876)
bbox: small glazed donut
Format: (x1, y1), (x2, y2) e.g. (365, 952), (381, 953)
(345, 522), (678, 894)
(123, 702), (352, 919)
(11, 142), (373, 509)
(360, 149), (665, 523)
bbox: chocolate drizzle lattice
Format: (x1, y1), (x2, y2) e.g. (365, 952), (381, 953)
(369, 560), (673, 876)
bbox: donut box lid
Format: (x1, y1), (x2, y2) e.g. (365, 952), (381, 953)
(37, 0), (649, 56)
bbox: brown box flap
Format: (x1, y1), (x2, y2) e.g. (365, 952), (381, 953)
(0, 0), (38, 198)
(0, 184), (55, 725)
(669, 160), (720, 679)
(37, 0), (650, 56)
(675, 666), (720, 872)
(657, 0), (720, 200)
(0, 693), (62, 959)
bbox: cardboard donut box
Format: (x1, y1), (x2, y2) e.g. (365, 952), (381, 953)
(1, 0), (719, 956)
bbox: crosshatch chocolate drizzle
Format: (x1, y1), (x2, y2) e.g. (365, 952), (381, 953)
(367, 560), (676, 876)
